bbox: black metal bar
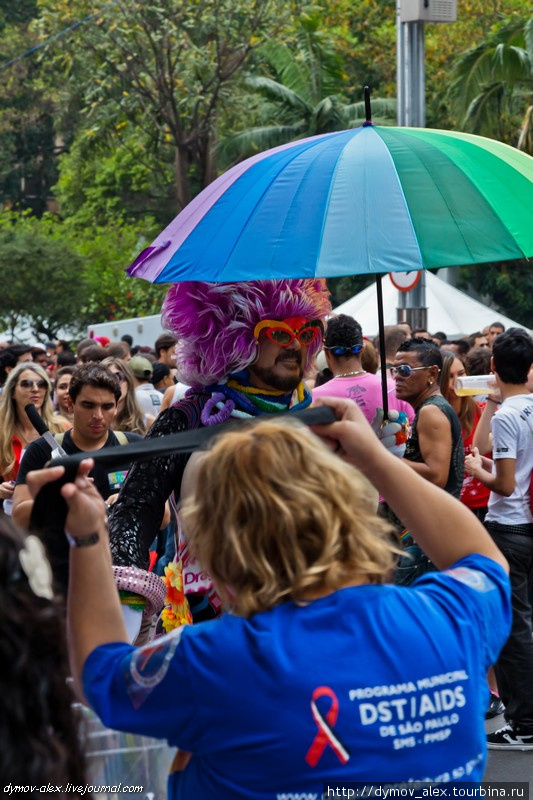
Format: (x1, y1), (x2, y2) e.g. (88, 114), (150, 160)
(364, 85), (372, 126)
(48, 405), (338, 471)
(376, 273), (390, 420)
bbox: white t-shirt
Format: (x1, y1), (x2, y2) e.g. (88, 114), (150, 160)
(134, 383), (162, 418)
(486, 394), (533, 525)
(170, 381), (189, 404)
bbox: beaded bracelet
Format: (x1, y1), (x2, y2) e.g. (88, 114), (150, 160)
(65, 531), (100, 548)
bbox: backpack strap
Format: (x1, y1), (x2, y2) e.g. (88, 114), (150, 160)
(54, 431), (129, 445)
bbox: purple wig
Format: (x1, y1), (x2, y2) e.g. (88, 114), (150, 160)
(162, 279), (331, 387)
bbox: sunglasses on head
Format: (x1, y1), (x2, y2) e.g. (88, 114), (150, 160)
(324, 343), (363, 357)
(390, 364), (429, 379)
(18, 379), (47, 390)
(254, 317), (324, 348)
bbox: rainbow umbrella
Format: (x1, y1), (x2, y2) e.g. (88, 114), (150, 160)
(128, 125), (533, 284)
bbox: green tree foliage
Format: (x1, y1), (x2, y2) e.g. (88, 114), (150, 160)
(315, 0), (533, 129)
(219, 11), (395, 164)
(72, 218), (167, 323)
(0, 214), (87, 339)
(327, 275), (374, 308)
(0, 0), (38, 28)
(448, 16), (533, 152)
(0, 212), (166, 338)
(36, 0), (297, 211)
(458, 259), (533, 328)
(54, 130), (175, 227)
(0, 7), (59, 215)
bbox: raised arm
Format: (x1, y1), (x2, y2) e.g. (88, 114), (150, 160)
(312, 396), (508, 574)
(12, 482), (33, 528)
(25, 460), (127, 700)
(405, 404), (452, 488)
(108, 406), (192, 569)
(472, 397), (499, 453)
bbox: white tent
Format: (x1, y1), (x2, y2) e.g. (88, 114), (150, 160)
(333, 271), (528, 339)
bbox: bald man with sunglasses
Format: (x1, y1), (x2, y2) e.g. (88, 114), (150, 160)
(390, 337), (464, 584)
(312, 315), (414, 425)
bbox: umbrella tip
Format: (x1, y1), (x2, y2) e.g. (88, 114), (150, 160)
(363, 85), (374, 127)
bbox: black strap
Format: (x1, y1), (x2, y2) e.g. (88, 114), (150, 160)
(49, 405), (337, 471)
(30, 405), (337, 593)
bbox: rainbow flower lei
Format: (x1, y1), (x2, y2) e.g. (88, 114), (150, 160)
(161, 560), (193, 632)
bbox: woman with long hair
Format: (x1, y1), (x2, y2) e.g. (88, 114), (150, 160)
(439, 350), (491, 521)
(53, 366), (75, 425)
(0, 363), (67, 513)
(101, 357), (146, 435)
(0, 513), (87, 790)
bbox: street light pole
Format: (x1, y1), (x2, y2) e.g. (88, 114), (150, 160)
(396, 0), (456, 330)
(397, 1), (427, 328)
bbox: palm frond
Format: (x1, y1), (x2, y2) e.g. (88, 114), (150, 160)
(344, 116), (397, 128)
(245, 76), (312, 115)
(517, 104), (533, 153)
(525, 17), (533, 60)
(341, 98), (396, 122)
(492, 44), (531, 82)
(217, 124), (307, 165)
(448, 45), (496, 116)
(256, 40), (314, 103)
(463, 82), (505, 135)
(311, 96), (344, 134)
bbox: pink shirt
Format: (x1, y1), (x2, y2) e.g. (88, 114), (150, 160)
(312, 373), (415, 425)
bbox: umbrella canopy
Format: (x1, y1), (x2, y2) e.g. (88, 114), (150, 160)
(127, 125), (533, 284)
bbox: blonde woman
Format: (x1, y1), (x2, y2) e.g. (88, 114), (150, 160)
(42, 397), (510, 792)
(0, 363), (67, 513)
(101, 357), (147, 435)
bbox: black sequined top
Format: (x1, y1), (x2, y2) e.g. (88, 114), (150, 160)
(108, 391), (209, 569)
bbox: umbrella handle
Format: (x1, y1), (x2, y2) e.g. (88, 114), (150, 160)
(363, 86), (374, 127)
(376, 274), (389, 420)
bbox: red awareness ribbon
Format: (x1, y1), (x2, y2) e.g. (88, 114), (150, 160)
(305, 686), (350, 768)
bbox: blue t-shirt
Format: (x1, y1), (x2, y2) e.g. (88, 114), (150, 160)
(83, 554), (510, 799)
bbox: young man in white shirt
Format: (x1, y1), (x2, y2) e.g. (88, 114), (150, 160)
(465, 327), (533, 750)
(129, 355), (162, 420)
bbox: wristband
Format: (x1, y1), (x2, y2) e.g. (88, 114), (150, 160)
(487, 397), (500, 406)
(65, 531), (100, 549)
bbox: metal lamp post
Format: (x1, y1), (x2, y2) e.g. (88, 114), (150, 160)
(396, 0), (457, 331)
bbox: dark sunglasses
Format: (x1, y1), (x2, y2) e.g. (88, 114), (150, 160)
(390, 365), (429, 379)
(18, 379), (48, 390)
(324, 343), (363, 357)
(113, 370), (126, 382)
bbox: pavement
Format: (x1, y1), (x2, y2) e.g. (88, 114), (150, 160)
(483, 714), (533, 789)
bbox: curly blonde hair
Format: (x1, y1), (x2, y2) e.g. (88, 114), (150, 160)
(180, 419), (397, 617)
(0, 363), (64, 477)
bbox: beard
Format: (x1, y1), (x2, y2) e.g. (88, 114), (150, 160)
(248, 353), (305, 392)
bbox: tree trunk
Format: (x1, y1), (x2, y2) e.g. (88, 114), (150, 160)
(174, 145), (191, 212)
(202, 129), (218, 188)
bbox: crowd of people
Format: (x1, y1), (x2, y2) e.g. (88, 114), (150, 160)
(0, 285), (531, 796)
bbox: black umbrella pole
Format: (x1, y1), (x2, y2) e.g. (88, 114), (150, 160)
(376, 274), (389, 420)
